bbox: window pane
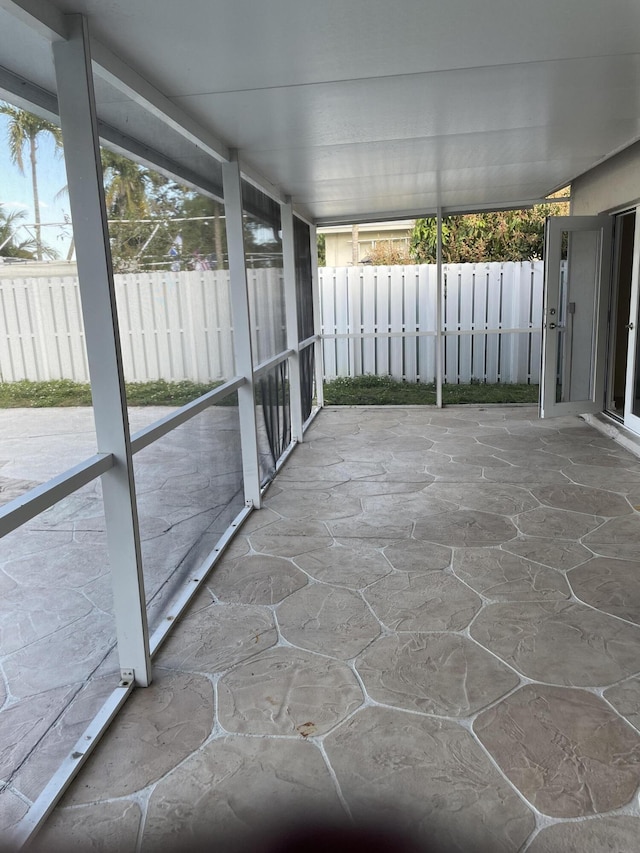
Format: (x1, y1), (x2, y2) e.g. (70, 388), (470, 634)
(255, 360), (291, 483)
(133, 400), (244, 631)
(294, 216), (314, 342)
(555, 231), (599, 404)
(242, 181), (286, 364)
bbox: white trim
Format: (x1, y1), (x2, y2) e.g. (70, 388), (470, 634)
(282, 199), (304, 443)
(310, 224), (325, 407)
(302, 405), (322, 433)
(315, 200), (552, 227)
(252, 349), (295, 380)
(583, 411), (640, 459)
(0, 453), (113, 537)
(90, 41), (229, 164)
(623, 208), (640, 433)
(149, 503), (253, 656)
(436, 208), (443, 408)
(0, 0), (67, 39)
(238, 161), (284, 205)
(274, 438), (298, 473)
(130, 377), (245, 453)
(222, 154), (262, 508)
(9, 682), (134, 849)
(53, 14), (152, 686)
(540, 215), (612, 419)
(298, 334), (318, 351)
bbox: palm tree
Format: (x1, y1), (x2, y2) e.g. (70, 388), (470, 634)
(0, 103), (63, 261)
(100, 149), (156, 270)
(0, 205), (37, 258)
(101, 149), (150, 219)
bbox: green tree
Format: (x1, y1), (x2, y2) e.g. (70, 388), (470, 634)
(0, 104), (63, 260)
(101, 150), (160, 271)
(101, 149), (151, 219)
(174, 193), (227, 269)
(410, 202), (570, 264)
(0, 205), (37, 258)
(99, 152), (225, 272)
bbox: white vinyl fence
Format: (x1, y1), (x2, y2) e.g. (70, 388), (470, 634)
(0, 268), (285, 384)
(0, 262), (543, 386)
(321, 262), (544, 384)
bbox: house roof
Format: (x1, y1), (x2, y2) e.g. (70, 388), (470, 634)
(1, 0), (639, 224)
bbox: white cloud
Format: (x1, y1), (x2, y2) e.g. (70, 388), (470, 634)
(0, 200), (29, 210)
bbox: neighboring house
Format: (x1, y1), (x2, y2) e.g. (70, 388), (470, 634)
(319, 220), (414, 265)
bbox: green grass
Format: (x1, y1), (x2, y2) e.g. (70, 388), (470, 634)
(323, 374), (539, 406)
(0, 379), (230, 408)
(0, 375), (539, 409)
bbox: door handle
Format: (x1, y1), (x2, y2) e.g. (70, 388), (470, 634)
(626, 323), (634, 330)
(548, 323), (557, 330)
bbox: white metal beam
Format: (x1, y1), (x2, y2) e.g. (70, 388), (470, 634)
(0, 64), (224, 202)
(97, 123), (223, 201)
(149, 503), (253, 657)
(0, 453), (113, 538)
(436, 207), (444, 408)
(281, 199), (304, 442)
(1, 3), (319, 227)
(314, 200), (553, 227)
(9, 681), (134, 849)
(130, 377), (245, 454)
(0, 64), (59, 120)
(53, 13), (151, 686)
(0, 0), (67, 39)
(0, 1), (233, 170)
(310, 223), (325, 408)
(0, 2), (230, 165)
(89, 41), (230, 164)
(222, 153), (262, 508)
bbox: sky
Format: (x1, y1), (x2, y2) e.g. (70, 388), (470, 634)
(0, 112), (73, 258)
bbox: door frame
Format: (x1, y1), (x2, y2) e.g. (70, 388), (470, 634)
(540, 215), (612, 418)
(622, 209), (640, 433)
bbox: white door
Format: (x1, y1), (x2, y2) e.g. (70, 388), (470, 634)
(623, 211), (640, 433)
(540, 216), (612, 418)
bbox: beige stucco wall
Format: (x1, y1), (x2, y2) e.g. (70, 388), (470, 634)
(320, 221), (413, 266)
(0, 260), (78, 279)
(572, 140), (640, 215)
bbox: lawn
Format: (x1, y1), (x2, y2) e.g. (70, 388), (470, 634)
(323, 374), (539, 405)
(0, 379), (224, 408)
(0, 376), (539, 409)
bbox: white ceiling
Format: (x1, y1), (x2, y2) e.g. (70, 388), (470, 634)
(2, 0), (640, 222)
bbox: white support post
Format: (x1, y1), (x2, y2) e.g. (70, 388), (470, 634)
(222, 154), (262, 508)
(310, 224), (325, 407)
(53, 14), (151, 686)
(281, 198), (304, 442)
(436, 208), (444, 408)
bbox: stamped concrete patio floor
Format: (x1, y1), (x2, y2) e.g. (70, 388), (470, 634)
(23, 406), (640, 851)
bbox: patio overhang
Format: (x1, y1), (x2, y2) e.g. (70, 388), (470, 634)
(2, 2), (640, 849)
(1, 0), (639, 222)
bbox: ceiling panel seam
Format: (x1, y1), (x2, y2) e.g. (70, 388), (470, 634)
(168, 49), (640, 98)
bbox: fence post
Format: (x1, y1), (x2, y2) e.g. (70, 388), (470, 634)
(436, 209), (444, 406)
(53, 14), (151, 686)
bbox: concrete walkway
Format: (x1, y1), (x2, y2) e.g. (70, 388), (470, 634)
(4, 406), (640, 851)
